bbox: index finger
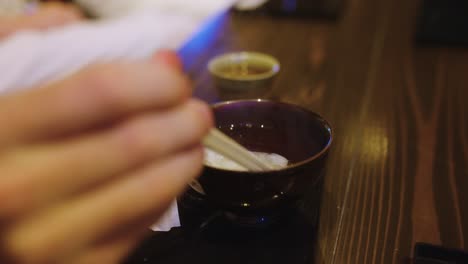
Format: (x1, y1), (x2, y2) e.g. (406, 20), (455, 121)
(0, 61), (191, 147)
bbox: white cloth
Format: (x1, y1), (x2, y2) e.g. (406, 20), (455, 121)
(0, 0), (235, 231)
(0, 6), (227, 93)
(0, 13), (180, 92)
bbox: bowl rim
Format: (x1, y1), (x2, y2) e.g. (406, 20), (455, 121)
(206, 99), (333, 174)
(208, 51), (280, 81)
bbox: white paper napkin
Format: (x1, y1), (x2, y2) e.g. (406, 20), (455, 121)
(0, 0), (235, 231)
(150, 200), (180, 232)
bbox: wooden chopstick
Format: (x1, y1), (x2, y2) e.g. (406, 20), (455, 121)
(203, 128), (275, 171)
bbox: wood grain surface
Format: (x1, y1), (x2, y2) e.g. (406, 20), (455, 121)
(175, 0), (468, 263)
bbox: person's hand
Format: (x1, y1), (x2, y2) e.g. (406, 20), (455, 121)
(0, 52), (212, 263)
(0, 2), (82, 39)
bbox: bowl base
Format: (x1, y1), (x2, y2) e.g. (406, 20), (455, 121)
(179, 188), (298, 231)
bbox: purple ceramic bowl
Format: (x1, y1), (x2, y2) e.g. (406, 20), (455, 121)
(196, 100), (332, 220)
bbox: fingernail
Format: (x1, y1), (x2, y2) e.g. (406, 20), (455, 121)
(190, 100), (214, 129)
(153, 50), (183, 72)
